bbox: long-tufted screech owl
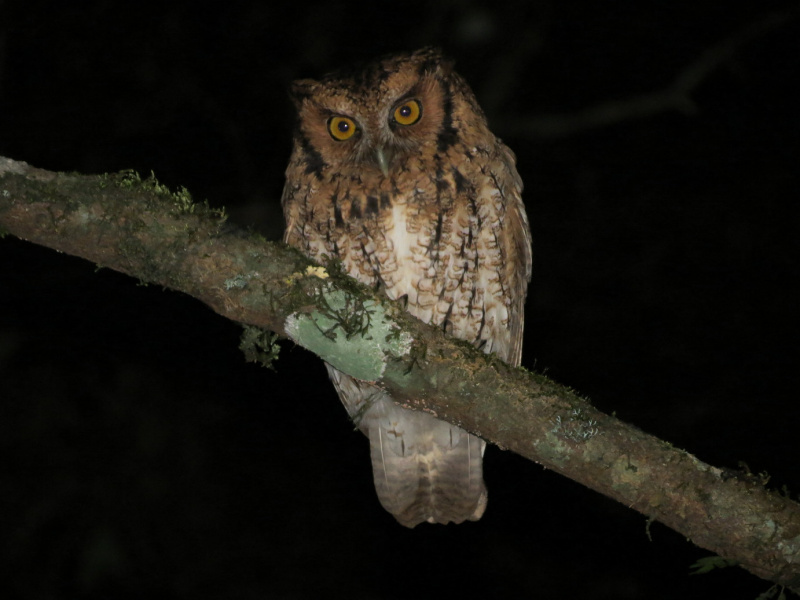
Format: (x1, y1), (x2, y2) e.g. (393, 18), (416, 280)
(282, 47), (532, 527)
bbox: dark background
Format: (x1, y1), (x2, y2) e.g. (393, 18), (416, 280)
(2, 1), (799, 598)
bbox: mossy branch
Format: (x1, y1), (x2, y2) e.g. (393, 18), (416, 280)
(2, 156), (799, 591)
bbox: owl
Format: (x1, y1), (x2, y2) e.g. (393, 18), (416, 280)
(282, 48), (532, 527)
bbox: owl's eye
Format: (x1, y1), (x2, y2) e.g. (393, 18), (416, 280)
(392, 99), (422, 126)
(328, 116), (357, 141)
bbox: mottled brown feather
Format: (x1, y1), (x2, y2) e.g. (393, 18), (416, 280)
(282, 48), (532, 527)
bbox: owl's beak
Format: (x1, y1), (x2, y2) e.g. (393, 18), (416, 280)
(375, 146), (391, 177)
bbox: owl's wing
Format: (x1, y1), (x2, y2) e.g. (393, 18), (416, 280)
(497, 142), (533, 367)
(328, 366), (487, 528)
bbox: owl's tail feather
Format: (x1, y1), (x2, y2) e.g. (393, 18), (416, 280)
(327, 366), (488, 528)
(364, 396), (487, 528)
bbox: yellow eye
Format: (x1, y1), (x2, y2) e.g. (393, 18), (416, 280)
(328, 116), (357, 141)
(392, 99), (422, 126)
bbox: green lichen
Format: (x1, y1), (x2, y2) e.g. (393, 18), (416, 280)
(239, 326), (281, 371)
(224, 275), (251, 290)
(312, 282), (373, 341)
(112, 169), (227, 221)
(689, 555), (738, 575)
(755, 584), (788, 600)
(550, 406), (601, 442)
(284, 281), (413, 382)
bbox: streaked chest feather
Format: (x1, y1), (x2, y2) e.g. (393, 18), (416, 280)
(285, 168), (512, 352)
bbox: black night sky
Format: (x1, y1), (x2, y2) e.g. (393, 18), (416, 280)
(2, 1), (799, 598)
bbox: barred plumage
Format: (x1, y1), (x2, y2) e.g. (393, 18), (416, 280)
(282, 48), (531, 527)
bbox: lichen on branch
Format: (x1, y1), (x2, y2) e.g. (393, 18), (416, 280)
(2, 156), (800, 592)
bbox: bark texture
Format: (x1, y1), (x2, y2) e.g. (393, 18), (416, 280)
(2, 156), (799, 591)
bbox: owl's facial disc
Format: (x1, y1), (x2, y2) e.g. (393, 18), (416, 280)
(313, 94), (430, 178)
(368, 98), (423, 176)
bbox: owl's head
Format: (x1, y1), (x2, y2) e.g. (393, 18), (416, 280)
(289, 48), (486, 178)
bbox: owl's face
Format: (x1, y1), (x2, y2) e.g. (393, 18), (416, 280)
(290, 48), (474, 179)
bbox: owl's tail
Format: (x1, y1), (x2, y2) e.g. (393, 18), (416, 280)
(327, 366), (487, 527)
(362, 396), (487, 528)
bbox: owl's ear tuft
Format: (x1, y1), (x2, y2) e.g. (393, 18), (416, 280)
(290, 79), (319, 108)
(411, 47), (454, 78)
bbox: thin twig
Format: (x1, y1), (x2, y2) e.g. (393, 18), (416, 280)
(495, 6), (800, 139)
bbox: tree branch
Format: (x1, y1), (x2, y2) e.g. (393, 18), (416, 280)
(494, 5), (800, 139)
(2, 156), (799, 591)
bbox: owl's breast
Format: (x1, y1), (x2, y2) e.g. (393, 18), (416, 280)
(285, 166), (512, 355)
